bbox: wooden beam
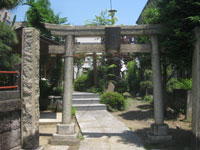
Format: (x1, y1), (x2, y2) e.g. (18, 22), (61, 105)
(45, 23), (163, 36)
(49, 44), (151, 54)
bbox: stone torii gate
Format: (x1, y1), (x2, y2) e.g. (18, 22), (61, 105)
(45, 23), (172, 144)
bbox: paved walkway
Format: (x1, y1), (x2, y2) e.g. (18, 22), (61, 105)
(76, 110), (145, 150)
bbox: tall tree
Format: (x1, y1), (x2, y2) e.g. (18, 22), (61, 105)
(0, 0), (23, 9)
(24, 0), (68, 93)
(0, 1), (21, 70)
(85, 10), (121, 88)
(25, 0), (67, 36)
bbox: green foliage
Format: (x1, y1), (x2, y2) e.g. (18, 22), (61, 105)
(126, 60), (140, 95)
(52, 85), (63, 96)
(74, 74), (90, 92)
(25, 0), (67, 36)
(167, 78), (192, 92)
(85, 9), (118, 25)
(143, 95), (153, 103)
(72, 106), (76, 117)
(50, 55), (63, 89)
(101, 92), (126, 111)
(139, 69), (153, 95)
(0, 22), (20, 70)
(157, 0), (200, 70)
(0, 0), (23, 9)
(40, 79), (50, 98)
(115, 78), (127, 94)
(142, 7), (160, 24)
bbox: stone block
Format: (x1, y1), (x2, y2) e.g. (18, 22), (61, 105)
(50, 133), (80, 146)
(57, 123), (75, 135)
(1, 128), (21, 150)
(148, 134), (172, 143)
(150, 123), (169, 136)
(0, 99), (21, 113)
(148, 123), (172, 143)
(106, 82), (115, 93)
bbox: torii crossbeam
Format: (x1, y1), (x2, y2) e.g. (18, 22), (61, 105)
(45, 23), (172, 144)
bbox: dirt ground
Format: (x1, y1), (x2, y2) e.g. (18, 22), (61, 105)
(111, 99), (192, 150)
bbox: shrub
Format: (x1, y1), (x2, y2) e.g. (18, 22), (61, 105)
(101, 92), (126, 111)
(167, 78), (192, 92)
(143, 95), (153, 103)
(52, 85), (63, 96)
(74, 74), (89, 91)
(115, 78), (128, 94)
(126, 60), (140, 95)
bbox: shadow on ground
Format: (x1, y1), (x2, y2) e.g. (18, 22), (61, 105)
(40, 112), (57, 119)
(119, 103), (153, 121)
(133, 127), (192, 150)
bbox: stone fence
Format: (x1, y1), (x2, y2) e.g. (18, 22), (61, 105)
(0, 90), (21, 150)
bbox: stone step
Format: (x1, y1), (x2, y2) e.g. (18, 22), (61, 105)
(72, 98), (100, 104)
(72, 92), (99, 99)
(72, 104), (107, 111)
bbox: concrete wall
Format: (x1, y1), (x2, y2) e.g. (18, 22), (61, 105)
(0, 91), (21, 150)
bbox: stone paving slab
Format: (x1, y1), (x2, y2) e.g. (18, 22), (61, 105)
(76, 110), (145, 150)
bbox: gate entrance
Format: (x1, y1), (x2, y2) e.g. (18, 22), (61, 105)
(45, 23), (172, 143)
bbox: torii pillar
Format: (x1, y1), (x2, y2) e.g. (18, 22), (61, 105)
(148, 34), (172, 142)
(50, 35), (79, 145)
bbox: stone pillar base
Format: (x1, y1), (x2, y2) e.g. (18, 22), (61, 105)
(57, 123), (75, 135)
(148, 123), (172, 143)
(50, 133), (80, 146)
(50, 123), (80, 146)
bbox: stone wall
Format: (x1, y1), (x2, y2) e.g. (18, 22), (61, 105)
(0, 91), (21, 150)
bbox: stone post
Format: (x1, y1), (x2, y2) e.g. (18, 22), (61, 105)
(148, 35), (172, 142)
(21, 28), (41, 149)
(50, 35), (79, 146)
(62, 35), (74, 124)
(192, 27), (200, 150)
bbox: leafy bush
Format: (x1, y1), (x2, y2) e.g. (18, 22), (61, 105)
(115, 78), (128, 94)
(167, 78), (192, 92)
(126, 60), (140, 95)
(101, 92), (126, 111)
(143, 95), (153, 103)
(52, 85), (63, 96)
(74, 74), (89, 91)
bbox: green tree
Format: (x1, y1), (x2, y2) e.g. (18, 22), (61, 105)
(0, 0), (23, 9)
(0, 1), (21, 70)
(0, 22), (19, 70)
(24, 0), (68, 95)
(25, 0), (67, 36)
(85, 9), (118, 26)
